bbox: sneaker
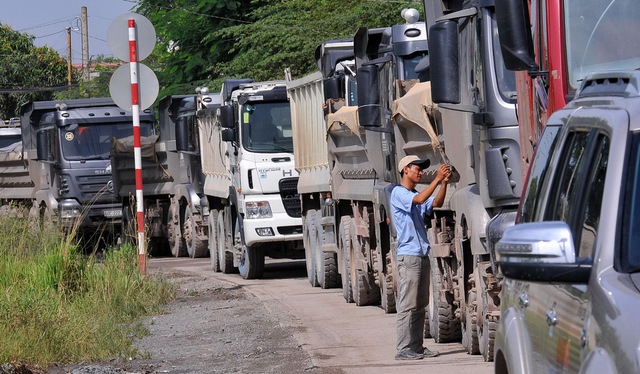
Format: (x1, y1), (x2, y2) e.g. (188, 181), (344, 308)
(395, 350), (424, 361)
(417, 347), (439, 358)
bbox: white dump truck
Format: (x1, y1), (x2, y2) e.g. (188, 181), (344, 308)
(199, 79), (304, 279)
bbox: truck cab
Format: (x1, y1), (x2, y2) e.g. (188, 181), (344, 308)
(203, 79), (303, 279)
(21, 98), (155, 240)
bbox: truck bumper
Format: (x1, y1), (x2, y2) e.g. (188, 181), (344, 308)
(242, 214), (303, 247)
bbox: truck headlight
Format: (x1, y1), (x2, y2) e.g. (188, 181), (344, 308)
(245, 201), (272, 219)
(60, 207), (81, 218)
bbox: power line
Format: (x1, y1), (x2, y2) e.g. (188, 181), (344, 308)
(120, 0), (253, 24)
(0, 84), (76, 93)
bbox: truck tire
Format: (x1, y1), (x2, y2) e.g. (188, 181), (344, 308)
(428, 256), (461, 343)
(184, 209), (208, 258)
(121, 203), (136, 247)
(304, 210), (319, 287)
(209, 211), (220, 272)
(380, 251), (397, 313)
(238, 245), (265, 280)
(339, 216), (354, 303)
(348, 216), (380, 306)
(315, 210), (338, 289)
(461, 272), (479, 354)
(168, 203), (187, 257)
(217, 209), (235, 273)
(477, 269), (497, 362)
(350, 243), (381, 306)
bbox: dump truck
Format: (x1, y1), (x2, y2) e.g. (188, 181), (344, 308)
(288, 2), (520, 361)
(0, 118), (31, 216)
(111, 93), (217, 256)
(199, 80), (303, 280)
(17, 98), (155, 242)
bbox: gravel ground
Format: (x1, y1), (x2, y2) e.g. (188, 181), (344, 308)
(5, 268), (339, 374)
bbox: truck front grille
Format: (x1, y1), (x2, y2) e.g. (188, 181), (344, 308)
(279, 177), (301, 218)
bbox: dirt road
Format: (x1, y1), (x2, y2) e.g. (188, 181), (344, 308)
(137, 257), (494, 374)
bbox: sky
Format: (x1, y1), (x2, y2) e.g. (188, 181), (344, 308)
(1, 0), (137, 64)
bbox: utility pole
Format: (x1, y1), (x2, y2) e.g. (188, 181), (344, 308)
(67, 27), (72, 85)
(81, 6), (90, 81)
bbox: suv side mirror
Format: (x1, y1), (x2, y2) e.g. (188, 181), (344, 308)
(429, 20), (460, 104)
(36, 130), (51, 161)
(218, 105), (234, 129)
(495, 0), (537, 70)
(496, 221), (591, 283)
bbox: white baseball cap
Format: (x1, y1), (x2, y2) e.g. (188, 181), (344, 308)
(397, 155), (430, 172)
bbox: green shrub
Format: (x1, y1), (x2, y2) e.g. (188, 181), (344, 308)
(0, 217), (175, 366)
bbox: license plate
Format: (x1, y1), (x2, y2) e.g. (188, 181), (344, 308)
(103, 209), (122, 218)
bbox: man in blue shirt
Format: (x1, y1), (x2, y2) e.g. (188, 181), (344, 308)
(391, 155), (451, 360)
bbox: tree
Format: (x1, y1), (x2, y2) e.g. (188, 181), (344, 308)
(0, 25), (69, 118)
(134, 0), (420, 94)
(135, 0), (256, 97)
(55, 56), (122, 100)
(214, 0), (416, 83)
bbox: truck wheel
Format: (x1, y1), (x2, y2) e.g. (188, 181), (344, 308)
(184, 209), (208, 258)
(350, 241), (381, 306)
(348, 217), (380, 306)
(315, 210), (338, 289)
(168, 203), (187, 257)
(428, 255), (462, 343)
(461, 271), (479, 354)
(304, 210), (319, 287)
(121, 203), (136, 247)
(208, 211), (220, 272)
(217, 209), (235, 273)
(339, 216), (354, 303)
(477, 269), (497, 362)
(238, 245), (264, 279)
(380, 252), (396, 313)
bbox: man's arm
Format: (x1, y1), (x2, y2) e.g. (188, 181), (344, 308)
(412, 164), (451, 206)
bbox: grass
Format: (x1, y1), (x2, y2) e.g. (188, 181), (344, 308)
(0, 216), (176, 368)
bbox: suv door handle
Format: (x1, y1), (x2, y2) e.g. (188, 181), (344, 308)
(546, 309), (558, 326)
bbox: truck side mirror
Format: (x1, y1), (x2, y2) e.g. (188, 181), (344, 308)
(429, 20), (460, 104)
(357, 64), (381, 127)
(323, 76), (344, 101)
(221, 128), (235, 142)
(218, 105), (234, 129)
(175, 117), (189, 152)
(36, 130), (51, 161)
(495, 0), (537, 70)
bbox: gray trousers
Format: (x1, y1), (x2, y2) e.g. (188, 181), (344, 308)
(396, 254), (430, 353)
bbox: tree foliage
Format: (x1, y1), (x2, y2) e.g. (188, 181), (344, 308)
(135, 0), (420, 94)
(135, 0), (256, 97)
(214, 0), (416, 82)
(0, 25), (69, 118)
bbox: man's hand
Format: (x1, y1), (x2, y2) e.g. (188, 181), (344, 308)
(436, 164), (452, 183)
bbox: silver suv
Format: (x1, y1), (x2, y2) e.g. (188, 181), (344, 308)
(494, 70), (640, 373)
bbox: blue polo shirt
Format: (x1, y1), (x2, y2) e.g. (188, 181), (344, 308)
(391, 186), (434, 257)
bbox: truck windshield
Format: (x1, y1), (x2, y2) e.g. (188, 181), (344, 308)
(565, 0), (640, 90)
(241, 101), (293, 153)
(61, 121), (153, 161)
(0, 134), (21, 149)
(492, 18), (517, 101)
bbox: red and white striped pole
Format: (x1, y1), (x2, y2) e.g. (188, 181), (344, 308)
(128, 18), (146, 275)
